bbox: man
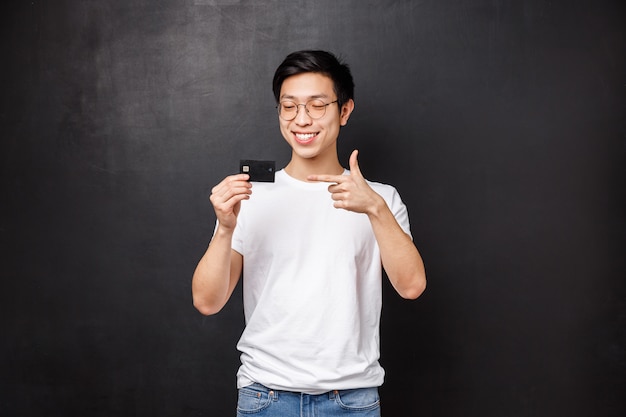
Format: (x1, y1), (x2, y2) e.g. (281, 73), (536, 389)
(192, 50), (426, 416)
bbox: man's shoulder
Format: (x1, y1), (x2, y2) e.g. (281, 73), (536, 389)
(365, 178), (399, 196)
(363, 178), (405, 209)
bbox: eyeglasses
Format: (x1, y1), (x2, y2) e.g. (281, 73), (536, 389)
(277, 99), (339, 121)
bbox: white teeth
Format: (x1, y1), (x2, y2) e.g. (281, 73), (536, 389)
(296, 133), (315, 140)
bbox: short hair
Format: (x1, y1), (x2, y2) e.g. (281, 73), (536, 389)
(272, 50), (355, 109)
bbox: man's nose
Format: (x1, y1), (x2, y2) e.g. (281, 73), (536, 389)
(294, 104), (312, 124)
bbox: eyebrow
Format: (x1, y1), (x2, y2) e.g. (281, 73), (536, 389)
(280, 93), (330, 101)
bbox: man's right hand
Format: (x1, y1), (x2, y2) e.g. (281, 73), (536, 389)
(209, 174), (252, 231)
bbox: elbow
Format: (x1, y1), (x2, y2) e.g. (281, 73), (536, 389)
(400, 276), (426, 300)
(193, 297), (224, 316)
(194, 305), (220, 316)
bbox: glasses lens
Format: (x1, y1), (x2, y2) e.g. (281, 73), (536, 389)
(279, 101), (297, 120)
(306, 100), (328, 119)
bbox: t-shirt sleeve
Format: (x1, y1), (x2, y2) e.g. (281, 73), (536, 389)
(375, 184), (413, 239)
(385, 186), (413, 239)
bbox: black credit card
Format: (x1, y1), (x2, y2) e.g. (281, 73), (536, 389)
(239, 160), (276, 182)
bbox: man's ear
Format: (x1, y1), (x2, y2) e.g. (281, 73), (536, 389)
(339, 99), (355, 126)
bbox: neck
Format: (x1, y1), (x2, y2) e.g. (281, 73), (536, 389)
(284, 154), (344, 181)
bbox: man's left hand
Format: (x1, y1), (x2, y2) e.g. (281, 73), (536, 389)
(307, 149), (384, 215)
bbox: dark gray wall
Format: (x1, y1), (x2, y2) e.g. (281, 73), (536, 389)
(1, 0), (624, 416)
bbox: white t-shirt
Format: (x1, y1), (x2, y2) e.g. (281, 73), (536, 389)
(230, 169), (411, 394)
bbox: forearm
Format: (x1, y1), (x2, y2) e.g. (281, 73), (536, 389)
(368, 198), (426, 299)
(192, 226), (240, 315)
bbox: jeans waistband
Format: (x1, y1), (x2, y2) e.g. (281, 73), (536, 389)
(246, 382), (374, 400)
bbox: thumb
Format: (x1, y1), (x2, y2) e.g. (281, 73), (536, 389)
(349, 149), (362, 177)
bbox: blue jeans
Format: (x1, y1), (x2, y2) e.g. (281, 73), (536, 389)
(236, 383), (381, 417)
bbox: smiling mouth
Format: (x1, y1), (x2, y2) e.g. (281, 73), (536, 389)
(294, 132), (318, 143)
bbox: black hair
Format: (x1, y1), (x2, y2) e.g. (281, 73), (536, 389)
(272, 50), (355, 109)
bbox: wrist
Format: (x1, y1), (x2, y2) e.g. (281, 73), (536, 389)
(215, 223), (236, 238)
(366, 195), (387, 219)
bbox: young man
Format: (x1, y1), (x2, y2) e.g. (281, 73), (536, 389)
(192, 50), (426, 417)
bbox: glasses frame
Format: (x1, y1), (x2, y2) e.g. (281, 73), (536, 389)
(276, 99), (339, 121)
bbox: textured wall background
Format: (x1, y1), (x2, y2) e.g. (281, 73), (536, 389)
(1, 1), (624, 415)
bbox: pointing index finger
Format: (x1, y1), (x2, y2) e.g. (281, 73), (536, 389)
(307, 174), (346, 183)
